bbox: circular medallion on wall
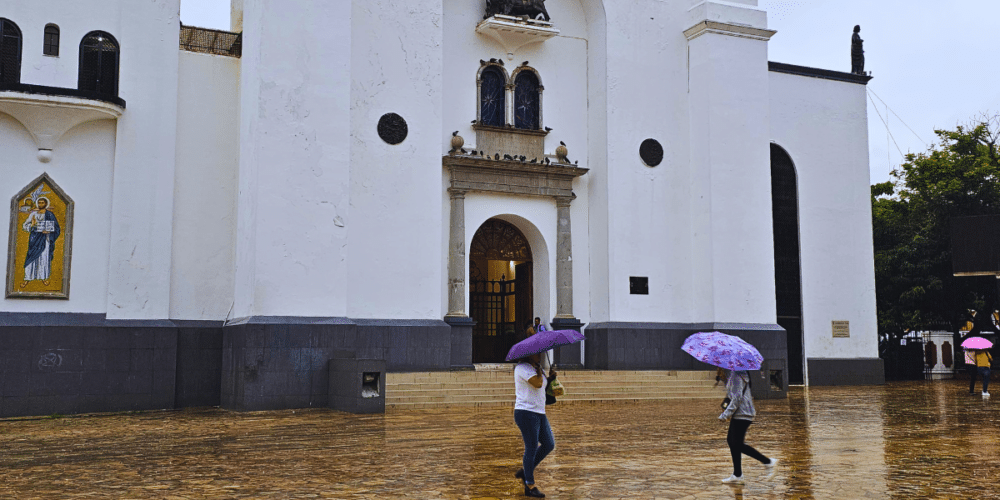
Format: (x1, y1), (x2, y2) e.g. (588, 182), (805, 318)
(639, 138), (664, 167)
(378, 113), (408, 145)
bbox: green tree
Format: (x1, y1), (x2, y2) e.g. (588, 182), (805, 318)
(873, 114), (1000, 346)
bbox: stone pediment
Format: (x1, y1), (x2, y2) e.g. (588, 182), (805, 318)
(443, 154), (586, 198)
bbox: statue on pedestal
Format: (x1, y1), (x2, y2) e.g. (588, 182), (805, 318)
(485, 0), (550, 22)
(851, 25), (865, 75)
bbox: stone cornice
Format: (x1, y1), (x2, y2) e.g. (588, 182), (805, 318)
(443, 154), (587, 199)
(684, 20), (776, 42)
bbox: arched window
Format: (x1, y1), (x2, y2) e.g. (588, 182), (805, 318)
(43, 24), (59, 56)
(478, 65), (506, 127)
(770, 143), (804, 385)
(78, 31), (119, 96)
(0, 18), (22, 84)
(513, 70), (541, 130)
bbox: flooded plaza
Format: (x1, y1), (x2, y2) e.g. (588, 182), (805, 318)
(1, 380), (998, 499)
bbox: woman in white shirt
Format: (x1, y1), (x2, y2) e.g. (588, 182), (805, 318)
(512, 353), (556, 498)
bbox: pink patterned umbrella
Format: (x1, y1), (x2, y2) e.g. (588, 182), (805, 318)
(961, 336), (993, 349)
(681, 331), (763, 371)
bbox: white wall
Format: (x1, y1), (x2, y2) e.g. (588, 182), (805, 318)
(233, 0), (352, 319)
(598, 1), (698, 324)
(0, 116), (116, 313)
(769, 71), (879, 361)
(170, 51), (239, 320)
(104, 0), (182, 319)
(441, 0), (591, 323)
(346, 0), (444, 320)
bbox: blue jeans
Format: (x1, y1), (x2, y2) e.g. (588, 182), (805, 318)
(514, 409), (555, 485)
(980, 367), (992, 393)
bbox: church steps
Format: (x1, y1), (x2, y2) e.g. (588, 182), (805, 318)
(385, 370), (725, 410)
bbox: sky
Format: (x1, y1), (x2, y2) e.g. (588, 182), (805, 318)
(179, 0), (1000, 185)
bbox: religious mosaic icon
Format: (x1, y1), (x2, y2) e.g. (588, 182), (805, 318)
(6, 173), (74, 299)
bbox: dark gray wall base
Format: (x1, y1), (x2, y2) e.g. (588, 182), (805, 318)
(584, 322), (790, 399)
(550, 317), (584, 369)
(444, 316), (475, 370)
(173, 321), (224, 408)
(807, 358), (885, 386)
(0, 313), (179, 418)
(220, 316), (451, 412)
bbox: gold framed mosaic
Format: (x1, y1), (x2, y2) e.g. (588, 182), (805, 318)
(6, 173), (74, 299)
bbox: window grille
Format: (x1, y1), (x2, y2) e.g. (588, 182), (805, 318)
(479, 66), (506, 127)
(514, 71), (540, 130)
(78, 31), (119, 96)
(179, 24), (242, 57)
(0, 18), (22, 84)
(43, 24), (59, 56)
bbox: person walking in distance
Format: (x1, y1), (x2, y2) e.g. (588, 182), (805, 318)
(513, 353), (556, 497)
(719, 370), (777, 484)
(972, 349), (993, 397)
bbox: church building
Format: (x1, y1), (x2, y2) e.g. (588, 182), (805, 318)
(0, 0), (882, 417)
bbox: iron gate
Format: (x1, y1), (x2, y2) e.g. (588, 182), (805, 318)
(470, 278), (517, 363)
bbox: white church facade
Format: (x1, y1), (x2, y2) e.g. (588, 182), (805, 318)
(0, 0), (882, 417)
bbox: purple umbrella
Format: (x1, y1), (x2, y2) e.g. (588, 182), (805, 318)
(506, 329), (585, 361)
(962, 336), (993, 349)
(681, 331), (763, 371)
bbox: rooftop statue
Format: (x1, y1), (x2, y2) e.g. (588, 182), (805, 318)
(485, 0), (551, 22)
(851, 25), (865, 75)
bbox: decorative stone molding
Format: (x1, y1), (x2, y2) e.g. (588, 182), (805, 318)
(443, 154), (587, 199)
(683, 21), (776, 42)
(476, 15), (560, 60)
(0, 90), (124, 162)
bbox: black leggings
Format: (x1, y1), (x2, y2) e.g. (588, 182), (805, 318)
(727, 419), (769, 476)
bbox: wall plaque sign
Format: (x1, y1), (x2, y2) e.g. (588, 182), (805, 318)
(6, 173), (74, 299)
(832, 320), (850, 338)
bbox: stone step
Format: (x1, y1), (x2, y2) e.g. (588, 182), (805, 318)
(386, 394), (724, 410)
(388, 370), (717, 383)
(387, 390), (721, 404)
(386, 377), (721, 392)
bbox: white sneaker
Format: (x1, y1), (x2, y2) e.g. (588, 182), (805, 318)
(722, 474), (745, 484)
(765, 458), (779, 468)
(983, 392), (991, 397)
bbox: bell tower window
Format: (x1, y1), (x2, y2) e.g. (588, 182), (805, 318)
(79, 31), (119, 96)
(43, 24), (59, 56)
(0, 18), (22, 84)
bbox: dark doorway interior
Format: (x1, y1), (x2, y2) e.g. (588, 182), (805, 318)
(469, 218), (533, 363)
(770, 143), (805, 385)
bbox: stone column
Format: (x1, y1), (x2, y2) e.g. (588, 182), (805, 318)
(445, 188), (474, 369)
(554, 195), (575, 319)
(446, 188), (468, 318)
(551, 195), (583, 368)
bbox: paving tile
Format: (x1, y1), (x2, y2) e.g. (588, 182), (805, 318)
(0, 381), (996, 498)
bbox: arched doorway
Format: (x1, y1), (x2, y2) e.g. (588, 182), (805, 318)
(470, 218), (533, 363)
(770, 143), (805, 384)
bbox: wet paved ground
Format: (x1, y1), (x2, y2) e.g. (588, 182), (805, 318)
(1, 380), (998, 499)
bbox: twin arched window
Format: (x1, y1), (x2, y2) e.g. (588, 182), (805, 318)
(0, 18), (22, 84)
(79, 31), (119, 96)
(477, 63), (543, 131)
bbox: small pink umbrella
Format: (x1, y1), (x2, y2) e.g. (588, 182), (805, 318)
(961, 337), (993, 349)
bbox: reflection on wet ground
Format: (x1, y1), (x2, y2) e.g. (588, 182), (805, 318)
(1, 380), (998, 498)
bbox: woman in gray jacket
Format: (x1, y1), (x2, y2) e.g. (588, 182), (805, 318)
(719, 370), (777, 484)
